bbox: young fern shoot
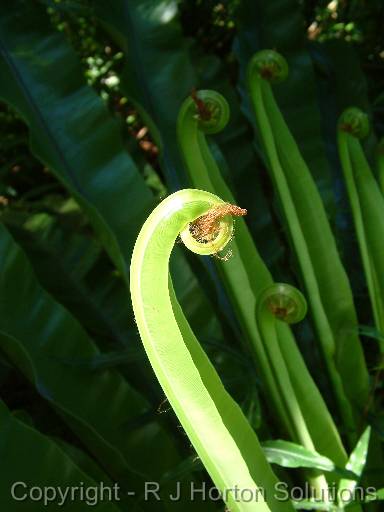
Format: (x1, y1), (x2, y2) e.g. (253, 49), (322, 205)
(130, 189), (294, 512)
(247, 50), (369, 441)
(338, 108), (384, 352)
(256, 284), (331, 499)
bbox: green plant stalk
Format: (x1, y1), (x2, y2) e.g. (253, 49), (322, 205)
(247, 56), (365, 440)
(257, 285), (312, 450)
(177, 91), (348, 470)
(338, 111), (384, 352)
(338, 127), (384, 505)
(256, 284), (330, 499)
(349, 138), (384, 338)
(130, 188), (294, 512)
(377, 139), (384, 196)
(259, 81), (370, 430)
(338, 131), (383, 339)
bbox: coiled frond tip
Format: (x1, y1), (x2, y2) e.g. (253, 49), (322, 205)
(191, 89), (230, 134)
(258, 283), (307, 324)
(248, 50), (289, 84)
(338, 107), (370, 139)
(180, 202), (246, 257)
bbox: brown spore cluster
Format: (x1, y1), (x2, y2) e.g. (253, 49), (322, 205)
(190, 203), (247, 244)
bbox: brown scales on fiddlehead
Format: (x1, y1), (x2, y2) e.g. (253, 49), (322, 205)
(267, 299), (296, 322)
(191, 88), (213, 121)
(189, 89), (230, 136)
(190, 203), (247, 243)
(338, 107), (370, 139)
(189, 203), (246, 260)
(258, 283), (307, 325)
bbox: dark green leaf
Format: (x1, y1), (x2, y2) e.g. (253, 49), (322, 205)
(0, 0), (155, 280)
(0, 224), (201, 510)
(0, 399), (123, 512)
(93, 0), (196, 189)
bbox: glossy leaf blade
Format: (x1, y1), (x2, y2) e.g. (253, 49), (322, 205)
(0, 224), (196, 509)
(338, 427), (371, 508)
(0, 0), (155, 279)
(0, 399), (123, 512)
(262, 440), (356, 478)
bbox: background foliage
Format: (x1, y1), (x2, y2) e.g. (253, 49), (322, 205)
(0, 0), (383, 510)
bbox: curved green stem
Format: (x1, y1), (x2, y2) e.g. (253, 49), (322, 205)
(256, 284), (329, 499)
(247, 61), (357, 441)
(130, 188), (294, 512)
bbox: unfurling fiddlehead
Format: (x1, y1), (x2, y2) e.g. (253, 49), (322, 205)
(338, 107), (370, 139)
(130, 189), (293, 512)
(190, 88), (230, 134)
(258, 283), (307, 325)
(338, 108), (384, 351)
(247, 50), (368, 442)
(248, 49), (289, 84)
(178, 89), (231, 194)
(256, 284), (329, 498)
(181, 202), (246, 259)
